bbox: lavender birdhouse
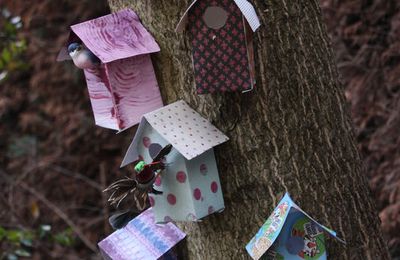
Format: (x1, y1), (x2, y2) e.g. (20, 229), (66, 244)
(98, 207), (186, 260)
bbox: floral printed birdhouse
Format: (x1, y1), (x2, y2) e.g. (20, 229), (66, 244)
(57, 9), (163, 131)
(121, 100), (229, 223)
(176, 0), (261, 94)
(98, 207), (186, 260)
(246, 193), (345, 260)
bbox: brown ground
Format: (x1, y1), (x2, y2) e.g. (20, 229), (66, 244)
(0, 0), (398, 258)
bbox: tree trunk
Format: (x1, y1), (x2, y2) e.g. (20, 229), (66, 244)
(108, 0), (390, 259)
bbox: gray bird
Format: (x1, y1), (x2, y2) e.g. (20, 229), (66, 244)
(67, 42), (100, 69)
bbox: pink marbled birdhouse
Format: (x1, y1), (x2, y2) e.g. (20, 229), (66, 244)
(121, 100), (229, 223)
(58, 9), (163, 131)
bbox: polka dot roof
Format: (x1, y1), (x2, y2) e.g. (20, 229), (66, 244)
(144, 100), (229, 160)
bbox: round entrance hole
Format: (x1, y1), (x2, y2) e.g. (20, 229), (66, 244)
(203, 6), (228, 30)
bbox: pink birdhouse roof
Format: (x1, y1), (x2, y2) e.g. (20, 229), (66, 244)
(121, 100), (229, 167)
(176, 0), (261, 32)
(70, 9), (160, 63)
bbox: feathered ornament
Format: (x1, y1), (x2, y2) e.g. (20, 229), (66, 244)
(104, 144), (173, 229)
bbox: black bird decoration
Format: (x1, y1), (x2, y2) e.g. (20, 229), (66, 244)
(104, 144), (173, 229)
(108, 209), (141, 230)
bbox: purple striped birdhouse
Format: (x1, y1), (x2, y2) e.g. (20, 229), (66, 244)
(176, 0), (261, 94)
(98, 207), (186, 260)
(58, 9), (163, 131)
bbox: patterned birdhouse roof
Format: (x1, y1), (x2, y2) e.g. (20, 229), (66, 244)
(245, 193), (345, 260)
(65, 9), (160, 63)
(121, 100), (229, 167)
(176, 0), (261, 32)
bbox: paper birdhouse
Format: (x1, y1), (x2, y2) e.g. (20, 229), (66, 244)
(176, 0), (261, 94)
(57, 9), (163, 131)
(246, 193), (345, 260)
(98, 207), (186, 260)
(121, 100), (229, 222)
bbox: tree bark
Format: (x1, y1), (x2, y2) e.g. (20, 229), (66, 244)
(108, 0), (390, 259)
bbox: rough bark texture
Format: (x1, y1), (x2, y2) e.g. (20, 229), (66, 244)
(108, 1), (390, 259)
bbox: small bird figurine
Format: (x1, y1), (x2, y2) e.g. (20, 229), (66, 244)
(67, 42), (100, 69)
(104, 144), (173, 229)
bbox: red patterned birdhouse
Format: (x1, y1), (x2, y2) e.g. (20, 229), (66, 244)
(176, 0), (260, 94)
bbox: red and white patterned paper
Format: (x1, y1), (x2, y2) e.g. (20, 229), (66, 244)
(176, 0), (260, 94)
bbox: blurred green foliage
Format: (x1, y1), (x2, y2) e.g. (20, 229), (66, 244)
(0, 8), (28, 83)
(7, 136), (37, 158)
(0, 225), (76, 260)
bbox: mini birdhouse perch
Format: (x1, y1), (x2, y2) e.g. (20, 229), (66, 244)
(246, 193), (345, 260)
(176, 0), (261, 94)
(57, 9), (163, 131)
(121, 100), (229, 223)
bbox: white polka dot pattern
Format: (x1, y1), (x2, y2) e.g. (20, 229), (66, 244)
(144, 100), (229, 160)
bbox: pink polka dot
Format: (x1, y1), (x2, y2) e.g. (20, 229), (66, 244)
(176, 171), (187, 183)
(164, 216), (173, 222)
(167, 194), (176, 205)
(200, 163), (208, 175)
(211, 181), (218, 193)
(142, 137), (151, 148)
(154, 176), (161, 186)
(193, 188), (202, 200)
(149, 196), (155, 206)
(208, 206), (215, 214)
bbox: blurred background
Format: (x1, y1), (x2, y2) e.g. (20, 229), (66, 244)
(0, 0), (399, 259)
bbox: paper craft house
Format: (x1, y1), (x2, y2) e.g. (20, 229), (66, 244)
(246, 193), (345, 260)
(176, 0), (261, 94)
(57, 9), (163, 131)
(121, 100), (229, 223)
(98, 207), (186, 260)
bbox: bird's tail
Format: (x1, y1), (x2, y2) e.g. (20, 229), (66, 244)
(103, 177), (137, 208)
(108, 209), (141, 230)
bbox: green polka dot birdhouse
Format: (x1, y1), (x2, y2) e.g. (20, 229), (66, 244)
(245, 193), (345, 260)
(121, 100), (229, 223)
